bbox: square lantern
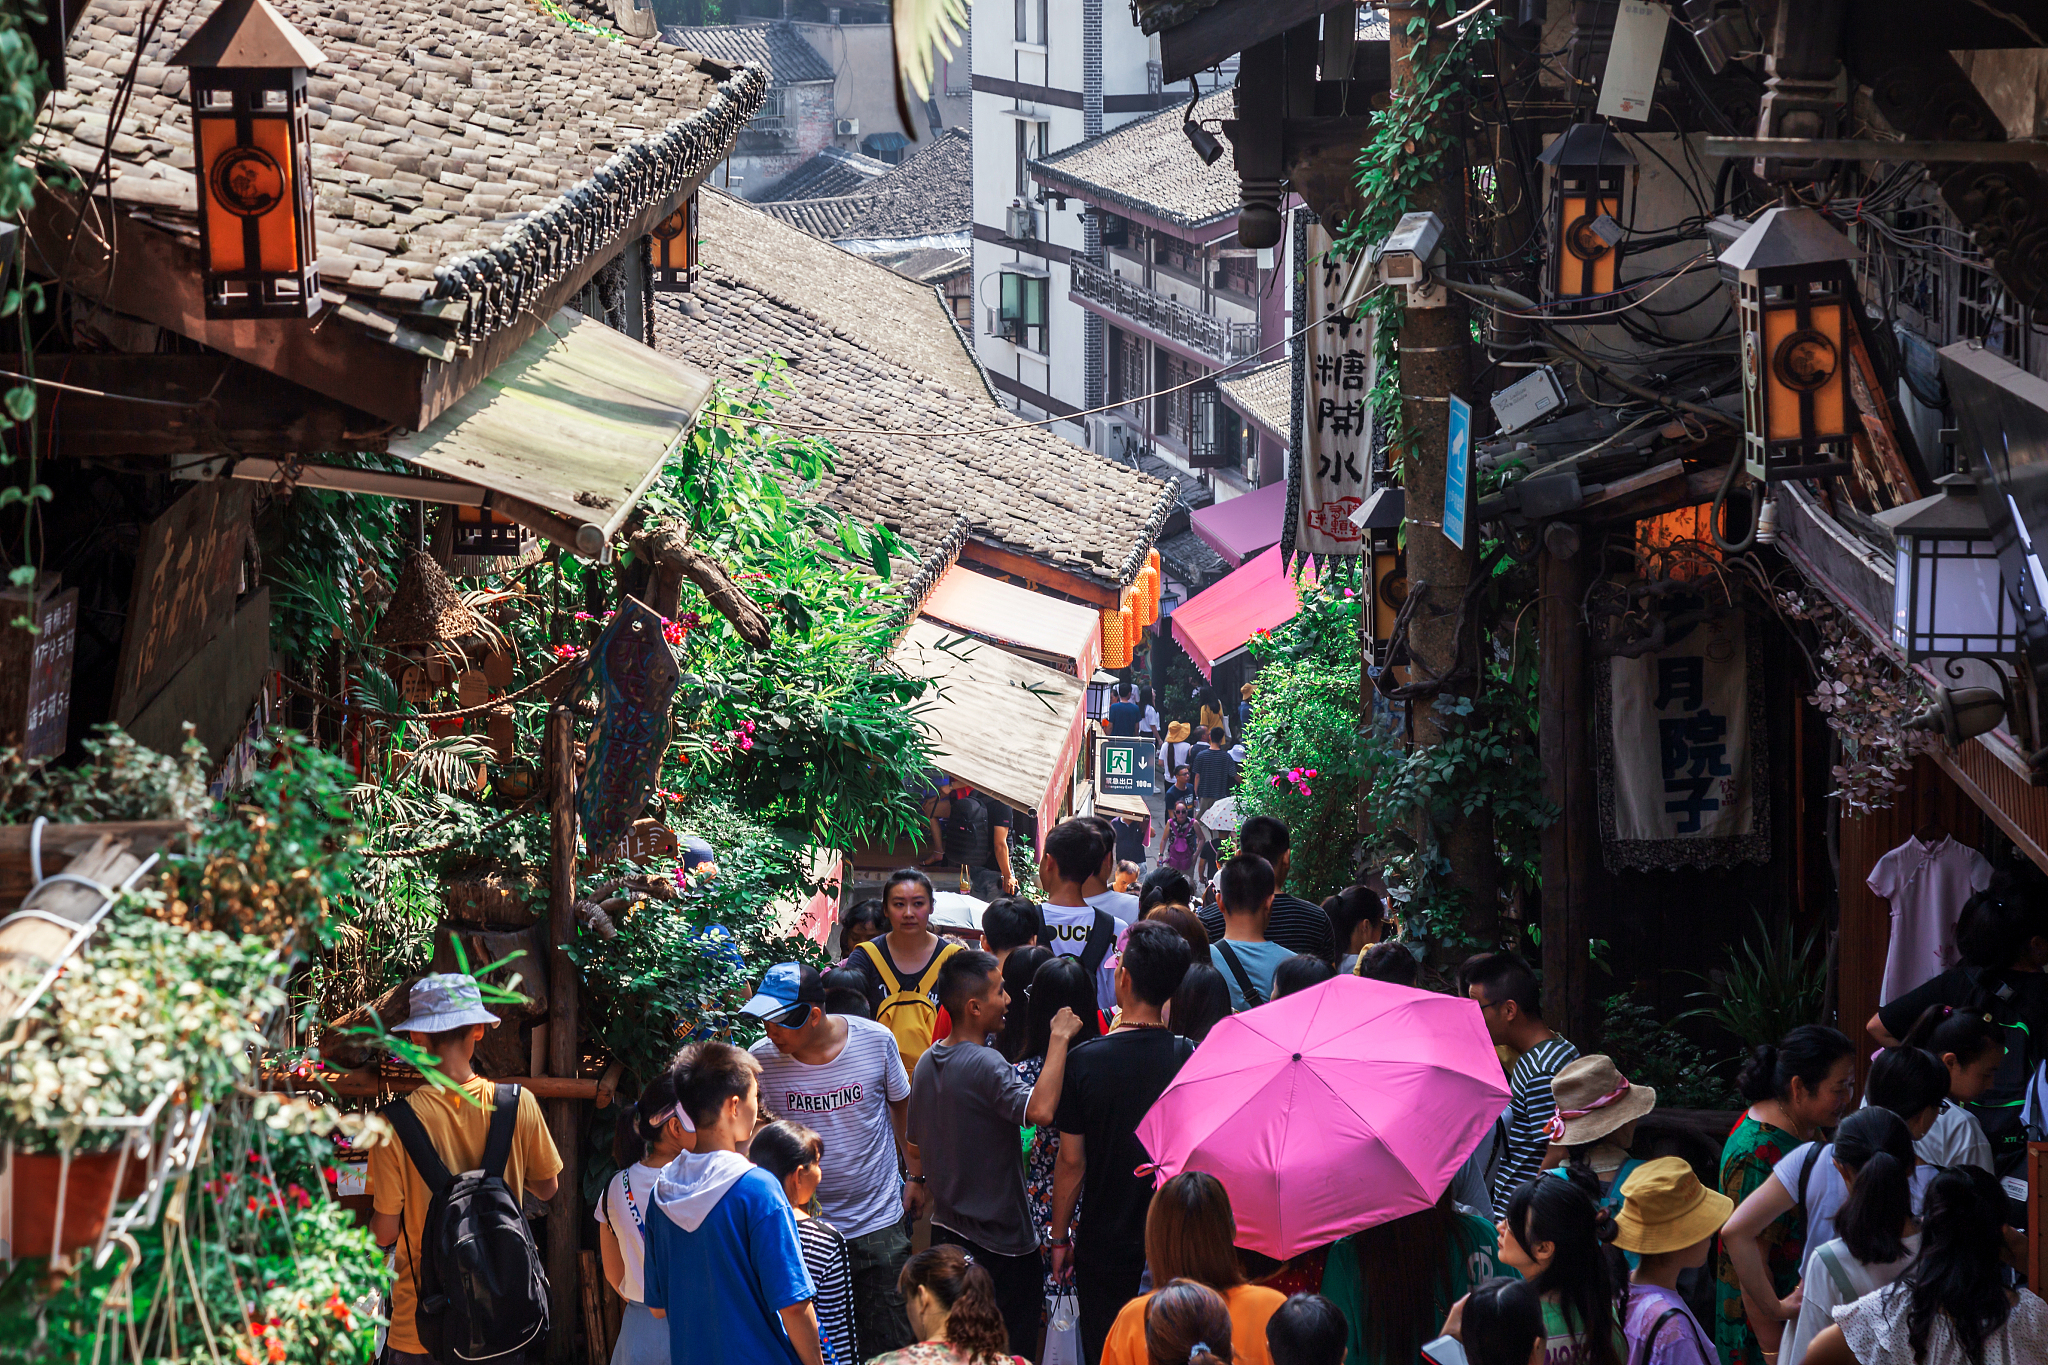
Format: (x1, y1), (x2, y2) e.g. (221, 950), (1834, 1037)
(1358, 485), (1407, 671)
(1719, 205), (1860, 483)
(651, 191), (699, 293)
(451, 505), (526, 557)
(1537, 123), (1636, 316)
(1873, 473), (2020, 663)
(172, 0), (324, 319)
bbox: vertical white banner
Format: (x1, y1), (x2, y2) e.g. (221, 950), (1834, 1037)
(1597, 1), (1668, 122)
(1297, 222), (1373, 557)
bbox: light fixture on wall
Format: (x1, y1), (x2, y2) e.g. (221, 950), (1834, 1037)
(1878, 472), (2034, 752)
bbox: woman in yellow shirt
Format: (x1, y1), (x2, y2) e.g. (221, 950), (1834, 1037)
(1101, 1173), (1286, 1365)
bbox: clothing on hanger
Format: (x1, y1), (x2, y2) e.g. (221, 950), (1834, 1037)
(1869, 832), (1994, 1004)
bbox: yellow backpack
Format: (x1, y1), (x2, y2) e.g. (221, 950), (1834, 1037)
(858, 938), (963, 1075)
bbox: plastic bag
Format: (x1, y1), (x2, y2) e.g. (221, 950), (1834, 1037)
(1042, 1291), (1082, 1365)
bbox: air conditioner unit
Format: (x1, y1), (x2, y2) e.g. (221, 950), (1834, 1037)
(835, 118), (860, 137)
(1005, 200), (1038, 241)
(1086, 414), (1129, 458)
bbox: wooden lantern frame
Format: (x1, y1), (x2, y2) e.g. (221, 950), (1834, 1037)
(1538, 124), (1636, 315)
(1720, 206), (1860, 482)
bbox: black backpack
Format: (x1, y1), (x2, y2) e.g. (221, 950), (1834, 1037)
(381, 1084), (550, 1362)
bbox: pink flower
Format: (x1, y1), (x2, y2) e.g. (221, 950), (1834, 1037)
(553, 644), (580, 660)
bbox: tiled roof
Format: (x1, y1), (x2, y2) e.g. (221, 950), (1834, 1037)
(834, 128), (971, 241)
(659, 190), (1175, 590)
(1218, 358), (1292, 440)
(757, 146), (893, 202)
(660, 20), (834, 84)
(758, 194), (872, 237)
(1156, 527), (1230, 590)
(867, 247), (969, 285)
(39, 0), (762, 347)
(1030, 89), (1238, 231)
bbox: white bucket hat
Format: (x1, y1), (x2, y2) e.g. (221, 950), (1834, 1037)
(386, 973), (502, 1033)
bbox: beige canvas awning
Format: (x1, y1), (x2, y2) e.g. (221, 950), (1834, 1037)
(386, 307), (716, 555)
(890, 619), (1088, 837)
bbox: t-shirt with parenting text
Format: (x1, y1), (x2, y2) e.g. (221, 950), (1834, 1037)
(749, 1016), (910, 1239)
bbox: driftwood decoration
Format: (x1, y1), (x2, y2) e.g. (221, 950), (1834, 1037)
(625, 515), (773, 648)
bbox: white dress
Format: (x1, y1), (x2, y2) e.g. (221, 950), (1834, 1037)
(1782, 1233), (1917, 1365)
(1915, 1103), (1994, 1172)
(1835, 1283), (2048, 1365)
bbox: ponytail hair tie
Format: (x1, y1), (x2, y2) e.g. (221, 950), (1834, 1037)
(647, 1104), (694, 1134)
(960, 1252), (975, 1266)
(1189, 1347), (1211, 1364)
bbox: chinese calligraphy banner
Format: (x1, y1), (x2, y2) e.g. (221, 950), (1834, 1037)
(1285, 219), (1373, 561)
(1598, 608), (1771, 869)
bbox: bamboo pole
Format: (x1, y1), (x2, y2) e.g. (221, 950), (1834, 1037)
(544, 705), (581, 1364)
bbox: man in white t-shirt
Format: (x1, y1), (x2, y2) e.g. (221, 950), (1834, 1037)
(1078, 814), (1140, 925)
(745, 962), (919, 1359)
(1038, 819), (1122, 1009)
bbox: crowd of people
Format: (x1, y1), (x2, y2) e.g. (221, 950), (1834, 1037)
(361, 802), (2048, 1365)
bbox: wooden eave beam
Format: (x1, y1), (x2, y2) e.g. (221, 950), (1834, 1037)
(22, 178), (710, 432)
(957, 538), (1124, 608)
(1160, 0), (1357, 85)
(7, 353), (387, 457)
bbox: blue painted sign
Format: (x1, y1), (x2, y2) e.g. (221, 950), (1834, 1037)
(1443, 395), (1473, 551)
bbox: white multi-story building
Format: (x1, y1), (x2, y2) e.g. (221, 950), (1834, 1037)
(967, 0), (1183, 450)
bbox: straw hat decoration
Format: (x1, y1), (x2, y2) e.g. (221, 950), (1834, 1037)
(373, 548), (489, 649)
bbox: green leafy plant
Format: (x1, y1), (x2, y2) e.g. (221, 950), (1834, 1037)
(0, 723), (210, 823)
(1597, 993), (1741, 1111)
(1678, 908), (1827, 1054)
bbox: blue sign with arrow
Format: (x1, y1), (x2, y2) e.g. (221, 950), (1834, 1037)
(1443, 395), (1472, 551)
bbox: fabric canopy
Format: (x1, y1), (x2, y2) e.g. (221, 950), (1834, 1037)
(890, 619), (1089, 839)
(1171, 544), (1316, 678)
(1189, 479), (1288, 567)
(918, 564), (1102, 680)
(389, 307), (715, 556)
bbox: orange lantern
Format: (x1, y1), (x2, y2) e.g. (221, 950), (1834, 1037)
(174, 0), (324, 319)
(651, 191), (699, 293)
(1101, 605), (1130, 669)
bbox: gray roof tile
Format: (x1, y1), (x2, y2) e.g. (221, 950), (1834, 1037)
(756, 145), (892, 202)
(1031, 89), (1237, 230)
(1218, 358), (1291, 440)
(38, 0), (762, 343)
(659, 190), (1173, 590)
(659, 20), (834, 85)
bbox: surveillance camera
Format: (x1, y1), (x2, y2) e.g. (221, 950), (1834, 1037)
(1378, 210), (1445, 288)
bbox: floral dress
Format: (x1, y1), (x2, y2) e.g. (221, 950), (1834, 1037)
(1015, 1054), (1078, 1291)
(865, 1343), (1025, 1365)
(1715, 1114), (1804, 1365)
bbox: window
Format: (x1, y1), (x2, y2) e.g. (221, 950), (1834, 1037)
(999, 270), (1048, 352)
(1216, 253), (1258, 296)
(1016, 0), (1046, 42)
(1100, 212), (1129, 249)
(742, 88), (790, 146)
(1015, 118), (1046, 198)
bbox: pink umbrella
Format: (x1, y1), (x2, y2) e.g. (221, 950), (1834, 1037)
(1135, 974), (1510, 1259)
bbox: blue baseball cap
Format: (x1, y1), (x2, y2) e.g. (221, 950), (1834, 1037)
(680, 836), (717, 873)
(739, 962), (826, 1025)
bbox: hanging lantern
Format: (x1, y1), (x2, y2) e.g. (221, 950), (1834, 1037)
(1101, 605), (1130, 669)
(651, 191), (699, 293)
(1720, 205), (1859, 483)
(172, 0), (324, 319)
(450, 506), (525, 558)
(1537, 123), (1636, 314)
(1358, 486), (1408, 671)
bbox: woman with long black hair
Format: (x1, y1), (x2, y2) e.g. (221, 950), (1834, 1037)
(1013, 954), (1103, 1287)
(1803, 1166), (2048, 1365)
(1899, 1005), (2004, 1172)
(1491, 1175), (1627, 1365)
(1320, 1186), (1507, 1365)
(1781, 1108), (1920, 1365)
(596, 1071), (694, 1365)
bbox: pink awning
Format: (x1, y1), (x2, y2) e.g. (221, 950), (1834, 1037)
(1189, 480), (1288, 567)
(918, 563), (1102, 680)
(1171, 544), (1316, 678)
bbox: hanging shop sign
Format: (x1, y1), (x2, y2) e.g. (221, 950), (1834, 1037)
(0, 574), (79, 761)
(1597, 607), (1771, 869)
(1285, 220), (1372, 561)
(577, 596), (681, 858)
(1444, 396), (1473, 551)
(111, 480), (256, 727)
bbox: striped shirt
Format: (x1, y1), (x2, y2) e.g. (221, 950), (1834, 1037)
(1492, 1035), (1579, 1214)
(798, 1217), (856, 1365)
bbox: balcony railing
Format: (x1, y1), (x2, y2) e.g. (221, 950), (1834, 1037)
(1070, 259), (1261, 365)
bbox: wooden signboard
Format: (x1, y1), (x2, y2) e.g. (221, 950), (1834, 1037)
(0, 575), (79, 760)
(111, 480), (255, 725)
(596, 818), (678, 866)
